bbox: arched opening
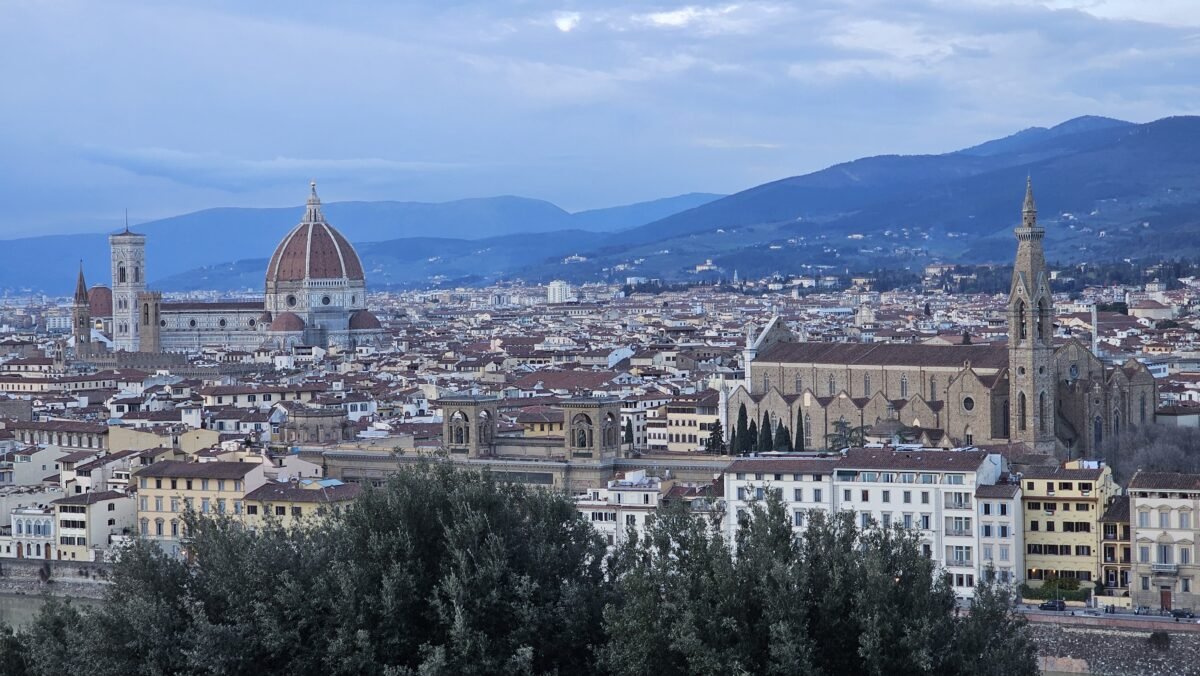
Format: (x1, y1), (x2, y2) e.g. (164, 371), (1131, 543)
(1094, 416), (1103, 447)
(118, 265), (126, 284)
(134, 266), (140, 283)
(963, 425), (974, 446)
(1113, 411), (1120, 439)
(142, 303), (150, 325)
(1018, 301), (1027, 340)
(803, 413), (812, 449)
(572, 413), (594, 448)
(1036, 299), (1048, 340)
(477, 410), (493, 446)
(603, 412), (618, 447)
(900, 374), (909, 399)
(1018, 392), (1027, 432)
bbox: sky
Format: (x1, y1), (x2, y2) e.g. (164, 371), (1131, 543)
(1, 0), (1199, 237)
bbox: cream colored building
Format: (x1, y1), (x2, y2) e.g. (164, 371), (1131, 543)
(1021, 462), (1117, 586)
(134, 460), (267, 557)
(242, 479), (360, 529)
(1128, 471), (1200, 611)
(52, 490), (136, 561)
(664, 390), (721, 453)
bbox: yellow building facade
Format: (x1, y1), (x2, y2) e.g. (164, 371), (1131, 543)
(1022, 462), (1117, 586)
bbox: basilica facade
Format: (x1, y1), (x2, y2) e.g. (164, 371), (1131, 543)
(72, 183), (385, 354)
(727, 180), (1157, 458)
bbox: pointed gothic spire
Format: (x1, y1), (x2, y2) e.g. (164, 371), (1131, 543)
(304, 180), (325, 223)
(1022, 175), (1037, 227)
(74, 261), (89, 303)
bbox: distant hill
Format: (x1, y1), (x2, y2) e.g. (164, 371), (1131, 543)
(0, 193), (721, 294)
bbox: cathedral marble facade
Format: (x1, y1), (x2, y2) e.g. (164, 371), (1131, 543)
(727, 180), (1157, 458)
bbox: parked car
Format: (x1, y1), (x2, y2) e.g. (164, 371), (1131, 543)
(1134, 605), (1152, 615)
(1171, 608), (1195, 619)
(1039, 600), (1067, 611)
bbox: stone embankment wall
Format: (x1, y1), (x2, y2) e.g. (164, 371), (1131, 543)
(1031, 617), (1200, 675)
(0, 559), (111, 600)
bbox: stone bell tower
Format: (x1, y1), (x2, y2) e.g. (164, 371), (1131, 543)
(110, 223), (146, 352)
(1007, 178), (1057, 454)
(439, 394), (500, 458)
(71, 262), (92, 354)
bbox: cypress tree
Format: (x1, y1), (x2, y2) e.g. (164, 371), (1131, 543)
(773, 425), (792, 452)
(746, 420), (758, 455)
(736, 404), (750, 454)
(796, 409), (805, 451)
(623, 419), (634, 445)
(757, 412), (773, 452)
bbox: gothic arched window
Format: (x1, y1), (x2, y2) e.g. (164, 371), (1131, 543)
(1018, 392), (1027, 431)
(1093, 416), (1103, 447)
(803, 413), (812, 449)
(929, 376), (937, 401)
(1140, 393), (1147, 424)
(828, 374), (836, 396)
(1018, 302), (1027, 340)
(1036, 299), (1048, 340)
(900, 374), (909, 399)
(864, 374), (872, 396)
(794, 376), (803, 393)
(1113, 411), (1121, 439)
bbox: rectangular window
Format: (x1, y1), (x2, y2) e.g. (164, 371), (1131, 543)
(1139, 511), (1150, 527)
(216, 499), (226, 514)
(1000, 525), (1009, 538)
(154, 497), (162, 512)
(813, 489), (823, 503)
(247, 505), (259, 515)
(1142, 576), (1150, 591)
(1182, 512), (1192, 530)
(202, 479), (210, 491)
(201, 498), (210, 514)
(626, 514), (636, 526)
(882, 490), (890, 503)
(982, 503), (991, 516)
(1000, 545), (1009, 561)
(983, 544), (993, 561)
(843, 489), (851, 502)
(982, 524), (992, 537)
(861, 490), (869, 502)
(903, 490), (911, 504)
(1030, 521), (1039, 531)
(920, 514), (931, 530)
(1140, 546), (1150, 563)
(276, 506), (286, 516)
(1000, 503), (1008, 516)
(903, 514), (913, 529)
(882, 513), (892, 528)
(794, 511), (804, 527)
(1185, 579), (1192, 593)
(861, 512), (871, 529)
(921, 491), (930, 505)
(1160, 512), (1170, 529)
(794, 488), (803, 502)
(1183, 547), (1192, 566)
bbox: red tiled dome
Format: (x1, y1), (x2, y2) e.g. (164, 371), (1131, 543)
(349, 310), (382, 330)
(269, 312), (305, 332)
(266, 184), (364, 284)
(88, 286), (112, 317)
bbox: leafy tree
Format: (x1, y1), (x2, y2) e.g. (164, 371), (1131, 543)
(624, 418), (634, 445)
(758, 412), (773, 453)
(736, 404), (750, 454)
(603, 499), (1037, 676)
(1099, 425), (1200, 484)
(1, 464), (610, 676)
(705, 420), (725, 455)
(773, 424), (792, 452)
(747, 420), (759, 456)
(825, 419), (868, 450)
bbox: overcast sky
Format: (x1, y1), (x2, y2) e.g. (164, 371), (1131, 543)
(2, 0), (1198, 237)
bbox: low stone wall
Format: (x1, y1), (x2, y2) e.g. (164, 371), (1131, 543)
(1031, 620), (1200, 675)
(0, 559), (111, 600)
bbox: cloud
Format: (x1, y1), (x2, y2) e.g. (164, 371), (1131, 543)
(553, 11), (581, 32)
(81, 146), (466, 192)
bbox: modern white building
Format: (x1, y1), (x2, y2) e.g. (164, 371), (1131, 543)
(724, 448), (1011, 598)
(576, 469), (665, 547)
(547, 280), (573, 304)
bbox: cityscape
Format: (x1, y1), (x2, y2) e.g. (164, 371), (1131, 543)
(4, 1), (1200, 675)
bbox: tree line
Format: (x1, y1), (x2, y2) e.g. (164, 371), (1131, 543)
(0, 464), (1038, 676)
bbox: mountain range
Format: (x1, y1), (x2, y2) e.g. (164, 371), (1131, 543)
(9, 114), (1200, 294)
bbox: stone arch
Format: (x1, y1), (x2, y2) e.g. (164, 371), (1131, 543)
(477, 409), (493, 445)
(449, 410), (470, 445)
(603, 411), (619, 447)
(572, 413), (594, 448)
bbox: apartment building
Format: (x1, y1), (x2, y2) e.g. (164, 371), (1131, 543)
(242, 479), (360, 528)
(576, 469), (670, 547)
(975, 483), (1024, 585)
(1099, 495), (1132, 601)
(52, 490), (136, 561)
(134, 460), (267, 557)
(664, 390), (721, 453)
(1021, 462), (1117, 586)
(724, 448), (1006, 598)
(1128, 471), (1200, 611)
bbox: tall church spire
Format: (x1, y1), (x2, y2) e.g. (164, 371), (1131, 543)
(1022, 175), (1037, 228)
(74, 261), (89, 304)
(1007, 177), (1056, 454)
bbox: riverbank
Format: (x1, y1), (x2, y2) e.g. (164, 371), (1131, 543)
(0, 559), (111, 601)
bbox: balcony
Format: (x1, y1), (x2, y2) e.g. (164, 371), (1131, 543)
(948, 559), (974, 568)
(944, 500), (972, 511)
(945, 528), (973, 537)
(1151, 563), (1179, 575)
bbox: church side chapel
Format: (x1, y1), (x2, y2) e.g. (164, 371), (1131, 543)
(727, 180), (1157, 458)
